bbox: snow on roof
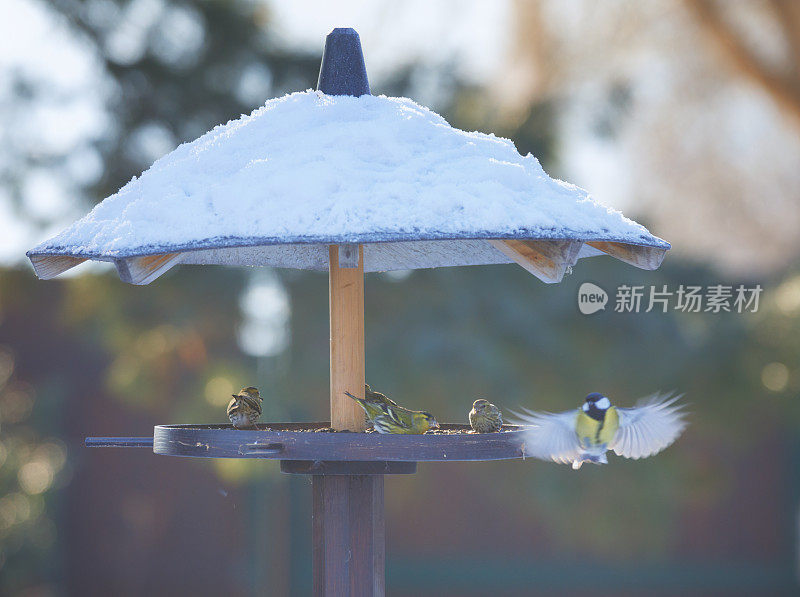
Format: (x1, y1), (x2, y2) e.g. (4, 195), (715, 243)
(28, 90), (668, 284)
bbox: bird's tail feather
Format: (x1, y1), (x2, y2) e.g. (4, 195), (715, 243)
(344, 391), (367, 408)
(573, 452), (608, 470)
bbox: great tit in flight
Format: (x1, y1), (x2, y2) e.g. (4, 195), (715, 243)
(513, 392), (687, 469)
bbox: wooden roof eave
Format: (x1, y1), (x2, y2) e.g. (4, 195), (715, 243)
(28, 238), (667, 286)
(489, 239), (667, 283)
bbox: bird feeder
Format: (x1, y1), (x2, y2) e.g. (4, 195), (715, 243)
(28, 29), (669, 596)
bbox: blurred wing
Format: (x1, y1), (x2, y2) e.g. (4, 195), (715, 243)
(511, 408), (580, 464)
(611, 393), (687, 459)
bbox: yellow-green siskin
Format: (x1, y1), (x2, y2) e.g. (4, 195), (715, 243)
(362, 383), (400, 430)
(227, 386), (262, 429)
(469, 399), (503, 433)
(345, 391), (439, 434)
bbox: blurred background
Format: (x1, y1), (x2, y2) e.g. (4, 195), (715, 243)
(1, 0), (799, 595)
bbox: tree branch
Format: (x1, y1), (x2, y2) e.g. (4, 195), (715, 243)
(767, 0), (800, 76)
(684, 0), (800, 126)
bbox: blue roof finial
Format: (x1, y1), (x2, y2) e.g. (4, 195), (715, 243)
(316, 28), (370, 96)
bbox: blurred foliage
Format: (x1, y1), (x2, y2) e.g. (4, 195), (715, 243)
(47, 0), (321, 202)
(2, 254), (799, 592)
(0, 340), (67, 593)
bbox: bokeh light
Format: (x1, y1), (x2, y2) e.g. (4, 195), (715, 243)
(761, 362), (790, 393)
(205, 376), (235, 406)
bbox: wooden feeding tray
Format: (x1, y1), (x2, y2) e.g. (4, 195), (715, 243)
(87, 423), (526, 463)
(85, 421), (529, 594)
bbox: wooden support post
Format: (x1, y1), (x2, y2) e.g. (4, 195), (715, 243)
(312, 475), (385, 597)
(329, 244), (366, 431)
(317, 243), (383, 596)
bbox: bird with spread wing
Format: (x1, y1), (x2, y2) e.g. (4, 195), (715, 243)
(512, 392), (687, 469)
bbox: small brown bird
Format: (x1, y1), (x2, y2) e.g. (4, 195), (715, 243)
(469, 399), (503, 433)
(227, 386), (262, 429)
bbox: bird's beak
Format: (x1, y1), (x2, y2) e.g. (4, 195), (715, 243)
(430, 420), (440, 429)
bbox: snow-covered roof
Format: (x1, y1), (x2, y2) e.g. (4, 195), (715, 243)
(28, 89), (669, 285)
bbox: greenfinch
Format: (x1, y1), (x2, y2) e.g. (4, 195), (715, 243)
(513, 392), (686, 469)
(227, 386), (262, 429)
(469, 399), (503, 433)
(345, 391), (439, 434)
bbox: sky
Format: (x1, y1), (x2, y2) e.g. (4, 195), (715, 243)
(267, 0), (510, 84)
(0, 0), (109, 265)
